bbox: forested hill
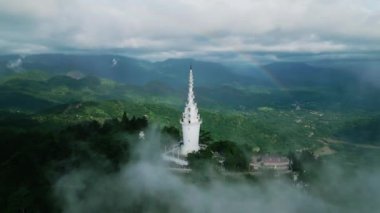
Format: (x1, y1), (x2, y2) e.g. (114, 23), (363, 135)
(0, 54), (380, 212)
(0, 54), (379, 148)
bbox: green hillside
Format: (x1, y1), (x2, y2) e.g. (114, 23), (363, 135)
(1, 57), (380, 213)
(1, 69), (378, 154)
(0, 57), (379, 157)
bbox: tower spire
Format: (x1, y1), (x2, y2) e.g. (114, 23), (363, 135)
(180, 66), (202, 155)
(187, 67), (195, 105)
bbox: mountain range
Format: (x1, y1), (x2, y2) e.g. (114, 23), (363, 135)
(1, 54), (378, 111)
(1, 54), (370, 89)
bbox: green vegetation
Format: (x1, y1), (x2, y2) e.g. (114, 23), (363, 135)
(336, 115), (380, 145)
(188, 140), (250, 172)
(1, 58), (380, 212)
(1, 69), (379, 154)
(0, 112), (148, 212)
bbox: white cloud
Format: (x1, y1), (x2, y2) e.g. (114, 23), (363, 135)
(7, 58), (23, 72)
(111, 58), (118, 67)
(0, 0), (379, 61)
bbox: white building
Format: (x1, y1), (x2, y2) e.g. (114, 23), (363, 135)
(180, 66), (202, 155)
(250, 154), (290, 172)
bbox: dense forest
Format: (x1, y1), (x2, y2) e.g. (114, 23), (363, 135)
(0, 112), (149, 211)
(0, 110), (333, 212)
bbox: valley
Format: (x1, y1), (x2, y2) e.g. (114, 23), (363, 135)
(1, 54), (379, 163)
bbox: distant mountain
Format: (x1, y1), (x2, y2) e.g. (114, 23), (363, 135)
(0, 54), (376, 90)
(310, 59), (380, 89)
(0, 90), (55, 110)
(153, 58), (257, 87)
(1, 54), (379, 112)
(261, 62), (357, 88)
(0, 54), (255, 88)
(0, 54), (155, 84)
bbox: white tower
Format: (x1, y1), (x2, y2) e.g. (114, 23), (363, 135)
(180, 66), (202, 155)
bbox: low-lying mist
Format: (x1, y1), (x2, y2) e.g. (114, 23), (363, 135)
(54, 128), (380, 213)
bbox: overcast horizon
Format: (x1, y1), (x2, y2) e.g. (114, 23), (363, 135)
(1, 0), (380, 63)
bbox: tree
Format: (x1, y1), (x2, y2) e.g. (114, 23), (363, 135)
(208, 141), (249, 171)
(187, 149), (213, 171)
(200, 130), (213, 145)
(162, 126), (180, 140)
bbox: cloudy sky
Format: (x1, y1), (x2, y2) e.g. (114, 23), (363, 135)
(0, 0), (380, 62)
